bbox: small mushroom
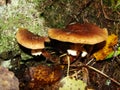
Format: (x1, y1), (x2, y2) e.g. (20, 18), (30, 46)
(48, 23), (108, 62)
(16, 28), (50, 55)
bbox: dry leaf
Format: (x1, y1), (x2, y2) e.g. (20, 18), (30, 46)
(27, 64), (63, 89)
(93, 34), (118, 60)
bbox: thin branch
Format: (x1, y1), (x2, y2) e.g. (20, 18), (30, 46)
(87, 65), (120, 86)
(67, 55), (70, 76)
(70, 64), (120, 86)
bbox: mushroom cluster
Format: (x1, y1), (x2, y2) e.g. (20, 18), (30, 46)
(15, 23), (108, 88)
(48, 23), (108, 63)
(16, 23), (108, 63)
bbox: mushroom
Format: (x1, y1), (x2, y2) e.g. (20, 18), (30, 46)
(16, 28), (62, 63)
(16, 28), (50, 55)
(48, 23), (108, 62)
(48, 23), (108, 44)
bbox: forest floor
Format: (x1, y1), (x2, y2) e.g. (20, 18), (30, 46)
(0, 0), (120, 90)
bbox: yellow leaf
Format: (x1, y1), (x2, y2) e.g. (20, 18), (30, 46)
(93, 34), (118, 61)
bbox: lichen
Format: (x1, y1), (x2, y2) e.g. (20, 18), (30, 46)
(0, 0), (48, 59)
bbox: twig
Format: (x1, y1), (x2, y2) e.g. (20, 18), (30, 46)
(87, 65), (120, 86)
(60, 53), (70, 76)
(70, 64), (120, 86)
(67, 55), (70, 76)
(86, 58), (95, 65)
(116, 11), (120, 15)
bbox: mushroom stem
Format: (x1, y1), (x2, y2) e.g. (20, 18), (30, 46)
(31, 49), (42, 56)
(69, 44), (87, 57)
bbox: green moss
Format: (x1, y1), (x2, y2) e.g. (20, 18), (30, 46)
(103, 0), (120, 11)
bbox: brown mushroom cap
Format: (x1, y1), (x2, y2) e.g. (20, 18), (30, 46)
(48, 23), (108, 44)
(16, 28), (50, 49)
